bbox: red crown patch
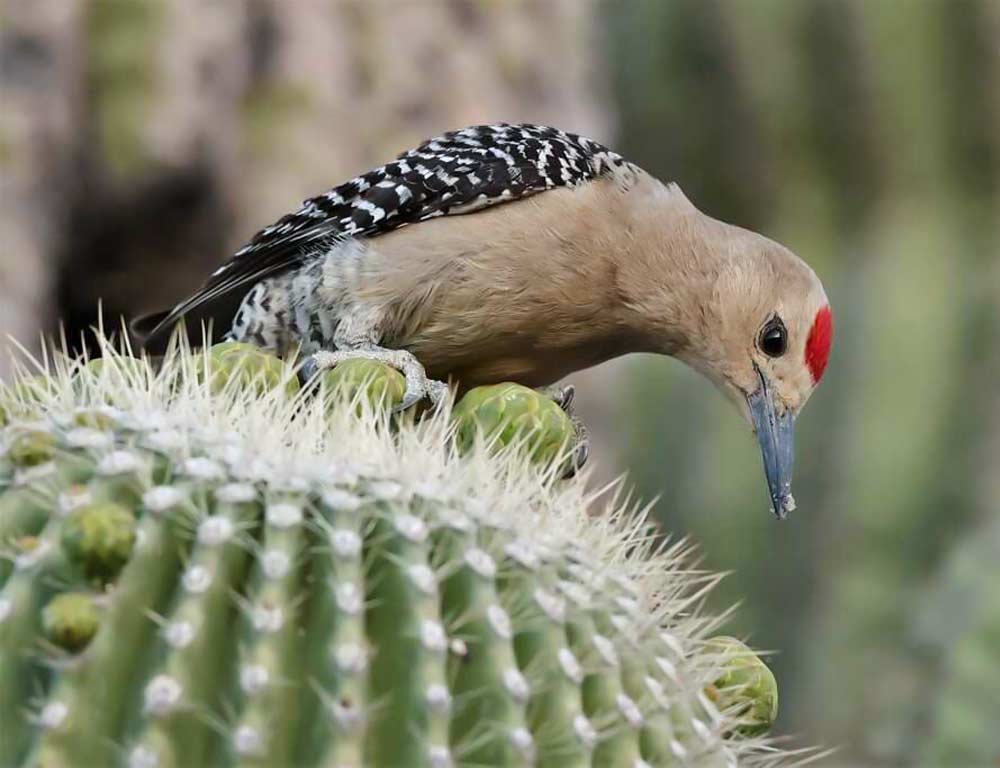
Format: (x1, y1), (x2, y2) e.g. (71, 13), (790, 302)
(805, 305), (833, 384)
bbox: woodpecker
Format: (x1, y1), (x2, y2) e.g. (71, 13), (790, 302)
(134, 123), (833, 518)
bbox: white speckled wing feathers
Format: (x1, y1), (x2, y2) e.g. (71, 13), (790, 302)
(148, 124), (634, 340)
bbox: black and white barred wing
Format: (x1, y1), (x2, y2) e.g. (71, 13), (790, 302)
(136, 124), (629, 348)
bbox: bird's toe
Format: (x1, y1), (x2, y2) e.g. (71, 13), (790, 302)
(538, 383), (576, 412)
(393, 389), (426, 414)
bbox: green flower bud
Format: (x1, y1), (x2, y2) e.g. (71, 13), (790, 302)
(71, 408), (119, 431)
(61, 502), (136, 584)
(7, 429), (58, 468)
(201, 342), (299, 398)
(320, 359), (406, 411)
(42, 592), (102, 653)
(453, 383), (576, 466)
(705, 636), (778, 736)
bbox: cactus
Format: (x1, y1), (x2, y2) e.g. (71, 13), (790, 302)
(0, 341), (790, 767)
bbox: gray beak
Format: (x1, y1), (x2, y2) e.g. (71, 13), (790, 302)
(746, 365), (797, 519)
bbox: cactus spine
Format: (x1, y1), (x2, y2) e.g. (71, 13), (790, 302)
(1, 342), (785, 767)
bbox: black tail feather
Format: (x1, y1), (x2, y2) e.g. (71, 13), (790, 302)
(131, 290), (244, 355)
(129, 310), (171, 339)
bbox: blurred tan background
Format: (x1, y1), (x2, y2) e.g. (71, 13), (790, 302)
(1, 1), (998, 765)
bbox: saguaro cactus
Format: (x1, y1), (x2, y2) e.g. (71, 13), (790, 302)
(0, 342), (782, 767)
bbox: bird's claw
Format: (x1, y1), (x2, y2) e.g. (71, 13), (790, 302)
(539, 384), (589, 478)
(393, 364), (449, 414)
(549, 384), (576, 411)
(392, 392), (424, 414)
(391, 379), (448, 414)
(303, 346), (448, 414)
(565, 439), (589, 479)
(297, 357), (320, 388)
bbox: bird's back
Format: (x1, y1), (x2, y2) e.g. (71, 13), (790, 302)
(134, 124), (637, 353)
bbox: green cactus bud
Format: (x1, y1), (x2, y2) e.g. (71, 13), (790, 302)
(453, 383), (576, 466)
(7, 429), (58, 468)
(0, 344), (797, 768)
(42, 592), (101, 652)
(200, 342), (300, 398)
(71, 408), (119, 431)
(705, 636), (779, 736)
(320, 359), (406, 411)
(60, 502), (136, 584)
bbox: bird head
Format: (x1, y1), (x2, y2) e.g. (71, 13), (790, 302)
(675, 227), (833, 519)
(619, 182), (833, 519)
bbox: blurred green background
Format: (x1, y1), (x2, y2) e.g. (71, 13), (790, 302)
(1, 1), (997, 765)
(606, 2), (1000, 765)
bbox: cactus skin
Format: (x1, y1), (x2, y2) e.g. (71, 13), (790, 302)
(452, 382), (576, 467)
(0, 342), (790, 767)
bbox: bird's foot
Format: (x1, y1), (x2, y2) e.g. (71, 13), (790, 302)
(538, 384), (590, 478)
(300, 346), (449, 413)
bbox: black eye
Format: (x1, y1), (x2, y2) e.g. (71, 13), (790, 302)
(758, 317), (787, 357)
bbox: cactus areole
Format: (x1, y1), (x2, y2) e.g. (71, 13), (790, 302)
(0, 341), (786, 767)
